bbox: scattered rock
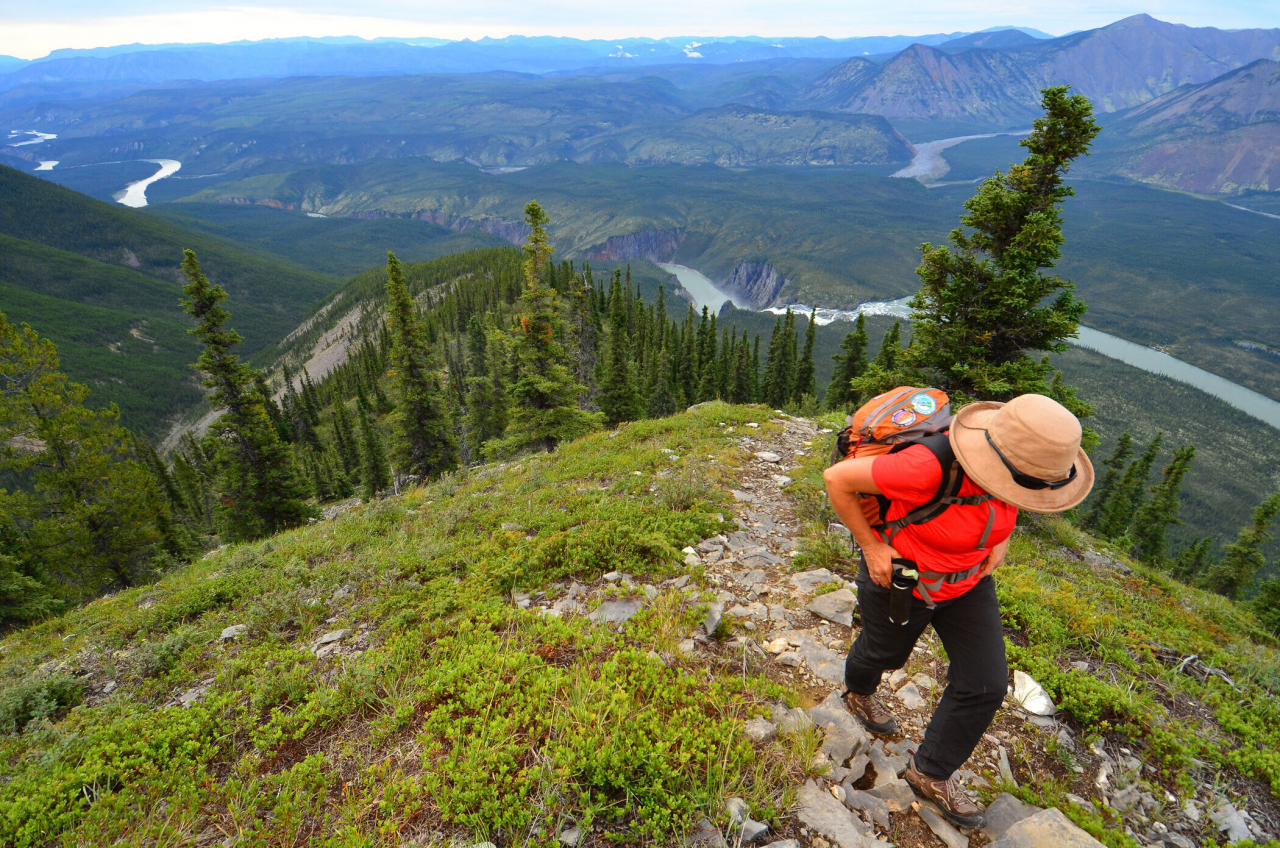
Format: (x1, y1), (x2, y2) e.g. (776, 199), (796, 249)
(866, 779), (915, 813)
(725, 797), (751, 826)
(314, 629), (349, 648)
(677, 639), (696, 656)
(919, 805), (969, 848)
(101, 680), (117, 695)
(772, 475), (793, 486)
(603, 571), (622, 583)
(755, 451), (783, 463)
(983, 793), (1042, 840)
(703, 601), (726, 635)
(888, 668), (909, 689)
(796, 639), (846, 684)
(896, 682), (927, 711)
(1157, 834), (1195, 848)
(558, 826), (581, 847)
(988, 807), (1105, 848)
(687, 819), (725, 848)
(807, 690), (871, 762)
(807, 589), (856, 625)
(776, 651), (803, 667)
(790, 569), (842, 593)
(1012, 670), (1056, 716)
(843, 790), (891, 828)
(744, 717), (778, 744)
(796, 780), (877, 848)
(589, 600), (642, 625)
(775, 705), (813, 736)
(740, 819), (770, 844)
(1109, 784), (1140, 813)
(762, 841), (799, 848)
(997, 746), (1017, 786)
(1209, 802), (1253, 844)
(219, 624), (247, 641)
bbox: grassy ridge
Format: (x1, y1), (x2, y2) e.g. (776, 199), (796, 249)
(0, 405), (802, 846)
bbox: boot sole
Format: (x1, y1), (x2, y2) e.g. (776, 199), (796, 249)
(905, 779), (986, 829)
(853, 714), (898, 736)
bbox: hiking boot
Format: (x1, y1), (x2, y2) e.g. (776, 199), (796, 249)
(842, 689), (898, 735)
(903, 756), (986, 828)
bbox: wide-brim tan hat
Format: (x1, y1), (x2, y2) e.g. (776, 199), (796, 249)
(950, 395), (1094, 513)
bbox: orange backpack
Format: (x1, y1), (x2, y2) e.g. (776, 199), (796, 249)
(829, 386), (957, 531)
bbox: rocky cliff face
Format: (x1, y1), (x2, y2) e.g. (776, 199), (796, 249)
(581, 229), (683, 262)
(725, 262), (790, 309)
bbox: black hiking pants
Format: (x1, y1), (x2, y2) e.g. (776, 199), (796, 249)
(844, 569), (1007, 780)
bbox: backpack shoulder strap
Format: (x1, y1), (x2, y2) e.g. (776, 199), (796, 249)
(881, 433), (997, 550)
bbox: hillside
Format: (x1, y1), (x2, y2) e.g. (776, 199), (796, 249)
(0, 165), (341, 436)
(0, 73), (913, 173)
(1090, 59), (1280, 194)
(172, 160), (1280, 403)
(2, 404), (1277, 847)
(804, 15), (1280, 131)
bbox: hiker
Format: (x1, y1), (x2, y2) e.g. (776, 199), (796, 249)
(823, 393), (1093, 828)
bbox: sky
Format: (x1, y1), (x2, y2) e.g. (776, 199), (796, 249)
(1, 1), (1278, 60)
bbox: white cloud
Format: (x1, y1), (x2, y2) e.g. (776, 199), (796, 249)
(1, 2), (1276, 61)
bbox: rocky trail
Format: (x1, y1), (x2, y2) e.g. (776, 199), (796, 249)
(503, 414), (1274, 848)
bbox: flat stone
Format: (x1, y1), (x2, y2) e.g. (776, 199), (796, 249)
(843, 789), (891, 828)
(982, 794), (1042, 840)
(807, 690), (871, 762)
(687, 818), (725, 848)
(888, 668), (909, 689)
(744, 717), (778, 744)
(762, 841), (799, 848)
(868, 743), (901, 786)
(807, 589), (857, 625)
(776, 651), (803, 667)
(796, 780), (876, 848)
(776, 705), (813, 736)
(866, 778), (915, 813)
(791, 568), (842, 593)
(1109, 785), (1140, 813)
(558, 826), (581, 847)
(844, 753), (870, 783)
(677, 639), (696, 656)
(772, 475), (793, 486)
(220, 624), (247, 641)
(1209, 803), (1253, 844)
(919, 806), (969, 848)
(998, 746), (1017, 786)
(740, 819), (770, 844)
(704, 601), (725, 635)
(988, 807), (1105, 848)
(314, 629), (349, 647)
(603, 570), (622, 582)
(896, 682), (927, 711)
(732, 490), (756, 502)
(1012, 670), (1056, 716)
(796, 639), (847, 684)
(685, 552), (702, 567)
(725, 797), (751, 825)
(755, 451), (783, 463)
(741, 568), (768, 585)
(589, 600), (642, 625)
(911, 672), (936, 692)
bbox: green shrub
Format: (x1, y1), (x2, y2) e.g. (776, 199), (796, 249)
(0, 673), (83, 735)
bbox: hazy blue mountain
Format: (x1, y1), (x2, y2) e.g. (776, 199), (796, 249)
(0, 55), (26, 72)
(0, 30), (1058, 95)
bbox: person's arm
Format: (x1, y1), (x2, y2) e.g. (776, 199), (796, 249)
(823, 456), (899, 588)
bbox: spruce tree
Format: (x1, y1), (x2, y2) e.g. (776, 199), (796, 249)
(1130, 444), (1195, 565)
(1202, 490), (1280, 601)
(488, 201), (602, 456)
(647, 343), (678, 418)
(180, 250), (314, 540)
(0, 312), (162, 610)
(874, 321), (902, 371)
(1082, 430), (1133, 530)
(1249, 579), (1280, 635)
(330, 390), (360, 477)
(902, 87), (1099, 408)
(761, 316), (784, 407)
(384, 252), (457, 481)
(826, 314), (869, 411)
(1096, 432), (1163, 541)
(1172, 537), (1214, 582)
(598, 270), (642, 425)
(357, 403), (392, 498)
(795, 309), (818, 404)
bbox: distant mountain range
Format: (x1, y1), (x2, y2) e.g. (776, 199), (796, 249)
(803, 15), (1280, 125)
(1092, 58), (1280, 193)
(0, 30), (1051, 97)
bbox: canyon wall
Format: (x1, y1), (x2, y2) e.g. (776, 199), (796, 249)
(724, 261), (790, 309)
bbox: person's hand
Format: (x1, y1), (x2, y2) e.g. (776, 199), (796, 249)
(864, 540), (900, 589)
(978, 536), (1011, 580)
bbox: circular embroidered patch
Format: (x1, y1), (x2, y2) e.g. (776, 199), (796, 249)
(910, 393), (938, 416)
(891, 408), (917, 427)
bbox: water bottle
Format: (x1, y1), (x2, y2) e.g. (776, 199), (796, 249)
(889, 559), (919, 626)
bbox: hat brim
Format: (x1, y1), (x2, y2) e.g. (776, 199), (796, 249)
(949, 402), (1095, 514)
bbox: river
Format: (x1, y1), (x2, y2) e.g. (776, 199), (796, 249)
(113, 159), (181, 208)
(7, 130), (56, 147)
(659, 263), (1280, 429)
(891, 131), (1031, 185)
